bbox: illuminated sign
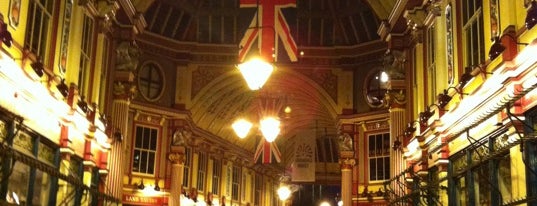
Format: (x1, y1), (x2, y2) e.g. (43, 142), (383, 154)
(123, 194), (164, 205)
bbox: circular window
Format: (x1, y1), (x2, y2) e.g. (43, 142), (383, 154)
(364, 69), (388, 107)
(138, 62), (164, 101)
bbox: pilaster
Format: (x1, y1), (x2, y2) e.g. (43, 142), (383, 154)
(169, 149), (186, 206)
(339, 158), (355, 206)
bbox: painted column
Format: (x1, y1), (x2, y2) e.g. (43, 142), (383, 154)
(339, 158), (355, 206)
(107, 96), (129, 199)
(169, 151), (185, 206)
(107, 65), (137, 200)
(338, 123), (355, 205)
(385, 78), (407, 200)
(389, 105), (405, 198)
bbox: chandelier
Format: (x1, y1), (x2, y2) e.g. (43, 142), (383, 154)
(237, 57), (274, 90)
(232, 93), (290, 143)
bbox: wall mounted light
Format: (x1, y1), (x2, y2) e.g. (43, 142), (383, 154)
(137, 179), (145, 190)
(459, 66), (474, 88)
(392, 134), (405, 151)
(99, 113), (108, 128)
(437, 86), (468, 109)
(488, 34), (528, 60)
(56, 78), (69, 98)
(488, 36), (505, 60)
(419, 104), (444, 126)
(77, 96), (88, 113)
(31, 60), (44, 78)
(0, 20), (12, 48)
(526, 1), (537, 29)
(404, 122), (418, 137)
(113, 128), (123, 143)
(437, 89), (453, 108)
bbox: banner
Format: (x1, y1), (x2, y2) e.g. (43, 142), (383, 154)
(291, 131), (316, 182)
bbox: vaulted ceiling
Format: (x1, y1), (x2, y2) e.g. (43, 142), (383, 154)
(128, 0), (400, 167)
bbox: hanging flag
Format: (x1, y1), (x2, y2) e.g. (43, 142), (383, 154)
(254, 139), (282, 164)
(239, 0), (298, 62)
(291, 131), (316, 182)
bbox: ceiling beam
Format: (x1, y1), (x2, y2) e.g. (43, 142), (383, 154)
(159, 6), (174, 35)
(327, 0), (350, 45)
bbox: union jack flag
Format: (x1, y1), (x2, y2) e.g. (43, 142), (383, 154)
(239, 0), (298, 62)
(254, 139), (282, 164)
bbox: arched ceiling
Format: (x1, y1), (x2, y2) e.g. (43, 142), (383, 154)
(189, 66), (340, 163)
(130, 0), (397, 167)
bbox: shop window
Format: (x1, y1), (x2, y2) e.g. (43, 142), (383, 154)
(231, 166), (240, 200)
(449, 135), (513, 205)
(183, 147), (192, 188)
(212, 158), (221, 195)
(454, 175), (468, 205)
(24, 0), (56, 65)
(473, 164), (492, 205)
(427, 166), (440, 205)
(68, 157), (84, 205)
(78, 14), (94, 95)
(368, 132), (390, 181)
(138, 62), (164, 101)
(90, 167), (100, 206)
(497, 153), (512, 202)
(197, 151), (208, 191)
(132, 125), (158, 175)
(526, 109), (537, 199)
(461, 0), (485, 67)
(7, 162), (31, 204)
(5, 130), (58, 205)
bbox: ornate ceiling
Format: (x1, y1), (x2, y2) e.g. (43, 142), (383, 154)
(126, 0), (399, 167)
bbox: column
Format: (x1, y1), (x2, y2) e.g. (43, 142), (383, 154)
(338, 123), (355, 205)
(389, 106), (405, 197)
(386, 78), (407, 200)
(106, 98), (128, 199)
(339, 158), (355, 206)
(169, 151), (185, 206)
(106, 42), (137, 200)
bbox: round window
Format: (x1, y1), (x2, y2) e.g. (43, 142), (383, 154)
(138, 62), (164, 101)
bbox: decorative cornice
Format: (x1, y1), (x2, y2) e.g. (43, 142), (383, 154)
(403, 6), (427, 43)
(168, 152), (185, 164)
(96, 0), (120, 34)
(339, 158), (356, 169)
(384, 89), (407, 108)
(112, 81), (136, 100)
